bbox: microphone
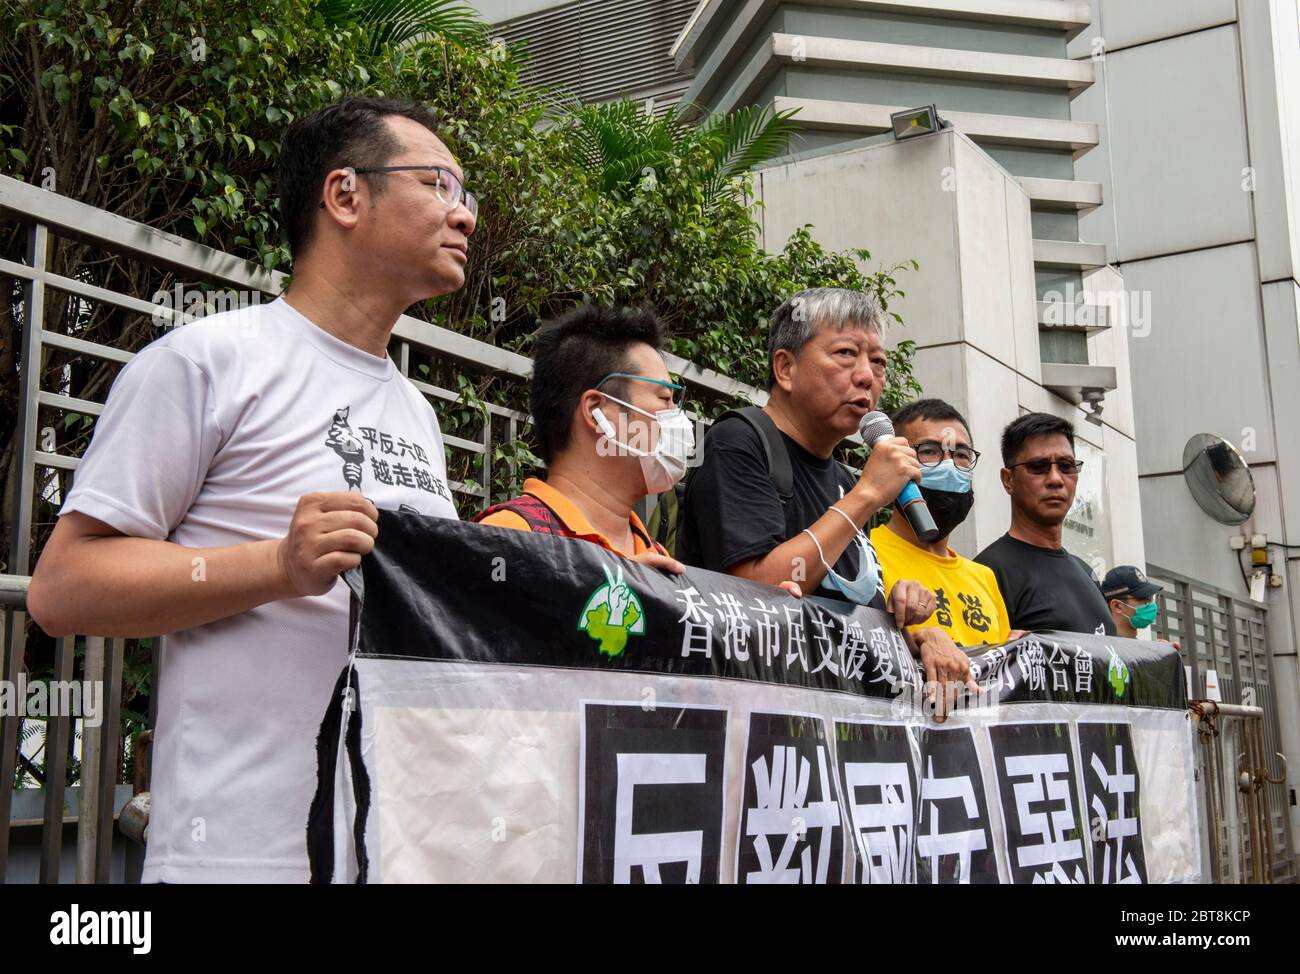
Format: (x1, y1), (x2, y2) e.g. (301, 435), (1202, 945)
(859, 411), (940, 543)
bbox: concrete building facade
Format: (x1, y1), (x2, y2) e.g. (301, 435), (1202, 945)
(1067, 0), (1300, 857)
(475, 0), (1300, 868)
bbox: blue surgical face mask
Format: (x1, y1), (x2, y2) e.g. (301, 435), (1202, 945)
(806, 520), (882, 606)
(920, 459), (973, 493)
(824, 533), (882, 605)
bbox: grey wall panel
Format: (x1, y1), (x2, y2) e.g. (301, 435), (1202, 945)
(1067, 0), (1237, 59)
(983, 144), (1078, 180)
(688, 6), (789, 112)
(1103, 25), (1254, 262)
(474, 0), (574, 22)
(781, 5), (1068, 58)
(754, 71), (788, 111)
(1071, 62), (1119, 260)
(689, 0), (762, 77)
(1239, 0), (1300, 284)
(1122, 243), (1276, 474)
(1096, 0), (1237, 53)
(781, 129), (859, 155)
(1137, 470), (1279, 598)
(499, 0), (698, 105)
(1260, 281), (1300, 547)
(1039, 328), (1088, 364)
(783, 67), (1073, 119)
(1031, 208), (1080, 241)
(1034, 267), (1082, 300)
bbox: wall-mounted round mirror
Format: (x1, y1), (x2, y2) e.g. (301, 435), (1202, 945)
(1182, 433), (1255, 525)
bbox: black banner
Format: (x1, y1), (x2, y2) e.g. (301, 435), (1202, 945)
(915, 725), (1000, 884)
(354, 511), (1188, 709)
(836, 720), (918, 883)
(578, 703), (727, 884)
(736, 712), (845, 883)
(989, 722), (1090, 884)
(1078, 721), (1148, 884)
(308, 512), (1198, 884)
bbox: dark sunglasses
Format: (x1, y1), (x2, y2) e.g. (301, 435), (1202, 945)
(1009, 459), (1084, 477)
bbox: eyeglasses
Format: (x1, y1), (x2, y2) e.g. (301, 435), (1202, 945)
(914, 439), (980, 470)
(596, 372), (688, 408)
(320, 165), (478, 217)
(1010, 459), (1084, 477)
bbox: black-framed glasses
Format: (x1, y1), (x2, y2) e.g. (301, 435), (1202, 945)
(321, 165), (478, 217)
(1010, 458), (1084, 477)
(914, 439), (980, 470)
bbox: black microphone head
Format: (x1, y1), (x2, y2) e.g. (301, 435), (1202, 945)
(859, 410), (895, 447)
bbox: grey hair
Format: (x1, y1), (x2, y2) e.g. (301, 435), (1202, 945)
(766, 287), (884, 388)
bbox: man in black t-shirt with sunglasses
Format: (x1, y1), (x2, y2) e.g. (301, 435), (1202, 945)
(975, 413), (1116, 636)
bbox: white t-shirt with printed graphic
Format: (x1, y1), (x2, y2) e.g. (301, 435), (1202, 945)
(61, 297), (458, 883)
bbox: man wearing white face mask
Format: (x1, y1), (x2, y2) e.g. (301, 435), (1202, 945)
(475, 306), (714, 576)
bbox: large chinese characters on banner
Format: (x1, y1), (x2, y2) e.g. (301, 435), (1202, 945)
(308, 513), (1199, 884)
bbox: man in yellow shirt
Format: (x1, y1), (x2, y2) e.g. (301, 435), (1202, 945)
(870, 399), (1018, 648)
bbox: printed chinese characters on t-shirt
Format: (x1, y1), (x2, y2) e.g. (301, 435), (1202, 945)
(324, 406), (452, 501)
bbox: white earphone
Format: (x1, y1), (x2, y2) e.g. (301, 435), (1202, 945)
(591, 407), (617, 438)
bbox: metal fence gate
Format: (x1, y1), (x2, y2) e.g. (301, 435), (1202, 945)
(1147, 563), (1294, 883)
(0, 173), (763, 883)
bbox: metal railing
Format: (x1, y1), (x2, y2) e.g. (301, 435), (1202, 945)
(0, 173), (766, 883)
(1147, 563), (1294, 883)
(7, 172), (1292, 885)
(1190, 701), (1288, 883)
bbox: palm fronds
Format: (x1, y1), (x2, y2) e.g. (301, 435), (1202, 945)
(564, 98), (799, 207)
(317, 0), (487, 54)
(697, 103), (800, 205)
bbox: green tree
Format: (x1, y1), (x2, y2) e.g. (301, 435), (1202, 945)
(0, 0), (920, 778)
(317, 0), (486, 54)
(564, 99), (799, 206)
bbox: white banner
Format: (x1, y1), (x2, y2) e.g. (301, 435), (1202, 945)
(308, 515), (1201, 885)
(319, 658), (1199, 884)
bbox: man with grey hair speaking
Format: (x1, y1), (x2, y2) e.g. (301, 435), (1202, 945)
(677, 287), (974, 712)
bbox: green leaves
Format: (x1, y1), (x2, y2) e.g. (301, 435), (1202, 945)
(3, 0), (921, 500)
(562, 99), (799, 211)
(696, 102), (799, 207)
(317, 0), (486, 55)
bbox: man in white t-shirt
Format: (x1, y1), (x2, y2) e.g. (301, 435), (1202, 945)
(26, 96), (477, 882)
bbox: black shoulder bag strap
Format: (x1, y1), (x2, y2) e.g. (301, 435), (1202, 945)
(714, 405), (794, 499)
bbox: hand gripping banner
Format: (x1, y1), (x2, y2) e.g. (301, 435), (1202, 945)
(308, 511), (1200, 884)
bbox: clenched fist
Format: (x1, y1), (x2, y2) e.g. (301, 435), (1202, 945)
(276, 492), (380, 597)
(856, 435), (921, 510)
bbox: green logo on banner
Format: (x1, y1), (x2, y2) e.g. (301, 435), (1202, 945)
(578, 562), (646, 657)
(1107, 647), (1131, 698)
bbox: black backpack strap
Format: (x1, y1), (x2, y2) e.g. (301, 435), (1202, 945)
(649, 482), (684, 549)
(634, 511), (671, 557)
(714, 406), (794, 499)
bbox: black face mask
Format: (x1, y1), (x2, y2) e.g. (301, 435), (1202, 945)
(918, 487), (975, 540)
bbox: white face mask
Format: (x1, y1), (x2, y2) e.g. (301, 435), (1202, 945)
(594, 393), (696, 494)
